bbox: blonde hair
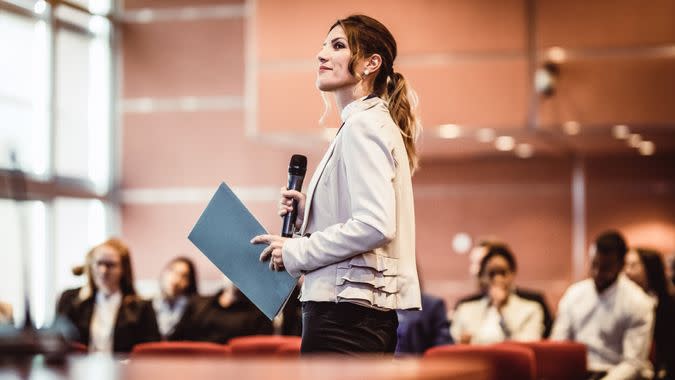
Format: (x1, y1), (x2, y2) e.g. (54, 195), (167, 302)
(331, 14), (421, 174)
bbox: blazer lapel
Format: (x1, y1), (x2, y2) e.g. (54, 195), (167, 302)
(299, 135), (340, 235)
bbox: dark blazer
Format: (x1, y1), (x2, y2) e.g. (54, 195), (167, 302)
(160, 295), (200, 341)
(176, 289), (272, 344)
(455, 287), (554, 338)
(654, 294), (675, 379)
(396, 293), (452, 355)
(56, 289), (161, 352)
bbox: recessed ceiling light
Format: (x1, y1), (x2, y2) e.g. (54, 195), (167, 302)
(34, 0), (47, 14)
(639, 141), (655, 156)
(495, 136), (516, 151)
(438, 124), (461, 139)
(476, 128), (496, 143)
(612, 124), (630, 139)
(515, 143), (534, 158)
(563, 121), (581, 135)
(628, 133), (642, 148)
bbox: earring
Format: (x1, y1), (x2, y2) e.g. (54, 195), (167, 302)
(363, 69), (370, 76)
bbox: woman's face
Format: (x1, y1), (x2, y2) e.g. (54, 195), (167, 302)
(316, 25), (360, 92)
(480, 255), (514, 290)
(91, 245), (123, 294)
(624, 250), (647, 291)
(161, 261), (191, 298)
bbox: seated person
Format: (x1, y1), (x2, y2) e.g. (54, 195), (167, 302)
(181, 278), (272, 343)
(56, 238), (160, 353)
(396, 291), (452, 355)
(624, 248), (675, 380)
(552, 231), (654, 380)
(456, 240), (554, 338)
(152, 257), (199, 340)
(452, 244), (544, 344)
(56, 262), (92, 316)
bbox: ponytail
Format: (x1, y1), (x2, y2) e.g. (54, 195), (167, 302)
(386, 71), (420, 174)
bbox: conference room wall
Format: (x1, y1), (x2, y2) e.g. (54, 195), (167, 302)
(118, 0), (675, 309)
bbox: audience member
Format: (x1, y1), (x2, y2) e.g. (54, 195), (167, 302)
(451, 244), (544, 344)
(56, 259), (93, 316)
(456, 240), (554, 338)
(181, 279), (272, 343)
(552, 231), (654, 380)
(396, 292), (452, 355)
(624, 248), (675, 380)
(152, 257), (199, 341)
(56, 238), (160, 353)
(668, 255), (675, 288)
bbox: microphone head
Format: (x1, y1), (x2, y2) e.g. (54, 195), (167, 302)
(288, 154), (307, 176)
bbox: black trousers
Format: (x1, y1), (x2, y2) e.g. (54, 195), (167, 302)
(300, 301), (398, 356)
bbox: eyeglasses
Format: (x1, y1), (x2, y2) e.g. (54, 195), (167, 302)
(95, 260), (120, 269)
(484, 268), (510, 279)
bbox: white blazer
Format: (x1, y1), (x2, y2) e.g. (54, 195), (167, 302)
(451, 293), (544, 344)
(282, 96), (421, 310)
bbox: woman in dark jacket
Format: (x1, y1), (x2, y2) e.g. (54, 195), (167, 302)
(625, 248), (675, 379)
(56, 238), (160, 353)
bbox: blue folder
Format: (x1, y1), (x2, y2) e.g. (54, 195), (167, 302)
(188, 182), (298, 320)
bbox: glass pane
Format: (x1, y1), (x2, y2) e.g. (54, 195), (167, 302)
(53, 198), (107, 301)
(0, 199), (47, 327)
(67, 0), (112, 15)
(0, 11), (50, 175)
(55, 24), (111, 189)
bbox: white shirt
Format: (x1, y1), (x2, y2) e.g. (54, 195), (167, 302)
(451, 293), (544, 344)
(152, 295), (188, 338)
(551, 275), (654, 380)
(89, 291), (122, 353)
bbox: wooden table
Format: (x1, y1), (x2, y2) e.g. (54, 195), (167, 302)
(0, 355), (490, 380)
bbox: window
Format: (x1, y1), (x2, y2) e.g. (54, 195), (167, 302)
(0, 0), (115, 327)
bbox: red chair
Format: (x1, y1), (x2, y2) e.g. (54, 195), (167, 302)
(275, 339), (302, 357)
(502, 341), (587, 380)
(425, 344), (536, 380)
(130, 341), (231, 358)
(228, 335), (302, 357)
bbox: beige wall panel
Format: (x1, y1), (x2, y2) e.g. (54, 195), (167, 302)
(258, 58), (529, 133)
(413, 159), (573, 308)
(402, 58), (530, 127)
(123, 0), (243, 10)
(256, 0), (526, 61)
(537, 0), (675, 48)
(122, 111), (325, 188)
(586, 156), (675, 256)
(538, 58), (675, 127)
(121, 200), (280, 282)
(122, 19), (245, 98)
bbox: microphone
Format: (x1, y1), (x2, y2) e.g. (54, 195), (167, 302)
(281, 154), (307, 237)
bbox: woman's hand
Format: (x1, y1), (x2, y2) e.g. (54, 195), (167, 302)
(278, 187), (307, 230)
(251, 234), (289, 272)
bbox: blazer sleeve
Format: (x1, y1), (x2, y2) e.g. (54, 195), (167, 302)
(283, 115), (397, 278)
(137, 300), (161, 344)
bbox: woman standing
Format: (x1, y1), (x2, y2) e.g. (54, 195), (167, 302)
(253, 14), (421, 355)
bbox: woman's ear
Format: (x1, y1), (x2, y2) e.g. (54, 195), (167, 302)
(363, 54), (382, 76)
